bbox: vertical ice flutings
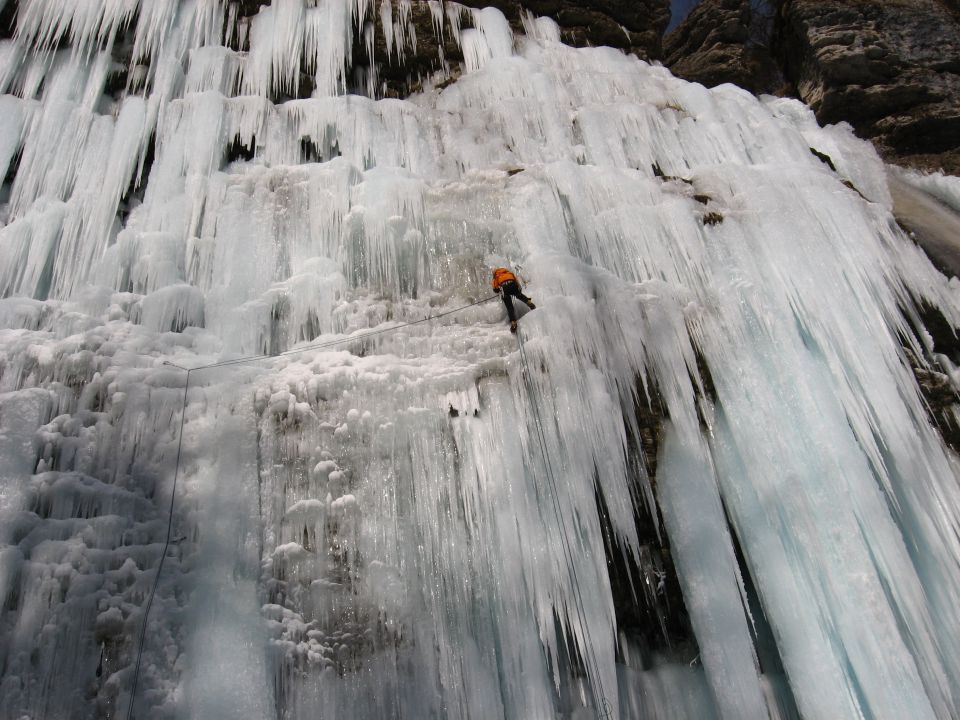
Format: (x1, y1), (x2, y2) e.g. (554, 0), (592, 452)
(2, 1), (960, 719)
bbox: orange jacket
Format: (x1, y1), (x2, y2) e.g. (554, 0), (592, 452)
(491, 268), (516, 291)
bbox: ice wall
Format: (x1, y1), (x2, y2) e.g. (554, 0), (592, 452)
(2, 1), (960, 719)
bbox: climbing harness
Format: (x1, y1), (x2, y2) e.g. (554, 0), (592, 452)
(515, 330), (609, 716)
(125, 295), (497, 718)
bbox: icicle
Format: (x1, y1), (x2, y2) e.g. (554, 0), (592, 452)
(428, 0), (444, 41)
(130, 0), (178, 64)
(445, 1), (468, 45)
(15, 0), (141, 57)
(184, 45), (243, 96)
(379, 0), (393, 61)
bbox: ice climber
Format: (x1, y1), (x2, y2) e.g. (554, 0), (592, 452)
(492, 267), (536, 333)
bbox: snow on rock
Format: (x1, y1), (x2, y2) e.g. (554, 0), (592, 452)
(95, 606), (125, 641)
(330, 493), (358, 513)
(311, 459), (337, 479)
(273, 542), (311, 562)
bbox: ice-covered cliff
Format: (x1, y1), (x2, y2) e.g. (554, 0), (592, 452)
(2, 1), (960, 719)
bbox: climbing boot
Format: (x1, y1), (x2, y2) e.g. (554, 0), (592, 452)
(510, 320), (518, 333)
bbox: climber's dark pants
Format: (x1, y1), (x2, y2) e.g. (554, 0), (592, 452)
(500, 280), (534, 322)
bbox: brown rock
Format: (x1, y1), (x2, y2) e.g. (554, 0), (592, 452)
(778, 0), (960, 172)
(663, 0), (781, 93)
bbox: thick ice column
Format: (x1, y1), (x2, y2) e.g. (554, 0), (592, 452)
(450, 379), (566, 718)
(460, 7), (514, 72)
(0, 95), (25, 185)
(185, 46), (244, 96)
(705, 349), (943, 720)
(0, 201), (68, 299)
(657, 424), (769, 720)
(346, 167), (428, 295)
(0, 386), (52, 503)
(686, 161), (960, 720)
(243, 0), (305, 98)
(184, 394), (274, 718)
(50, 96), (148, 299)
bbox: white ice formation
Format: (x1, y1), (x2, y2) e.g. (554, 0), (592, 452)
(2, 1), (960, 718)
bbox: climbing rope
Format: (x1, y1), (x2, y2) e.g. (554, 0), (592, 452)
(516, 329), (608, 715)
(125, 364), (190, 720)
(196, 294), (499, 371)
(124, 294), (496, 718)
(126, 294), (610, 716)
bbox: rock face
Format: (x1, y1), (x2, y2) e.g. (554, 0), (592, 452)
(663, 0), (781, 93)
(777, 0), (960, 173)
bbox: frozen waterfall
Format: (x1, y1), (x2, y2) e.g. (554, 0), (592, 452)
(2, 1), (960, 718)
